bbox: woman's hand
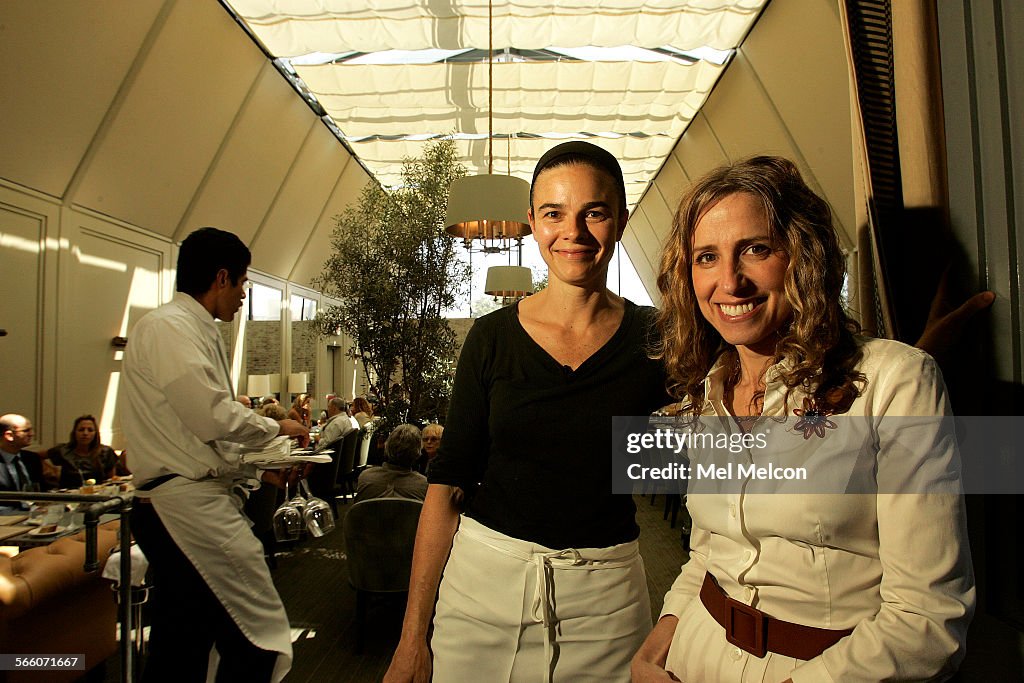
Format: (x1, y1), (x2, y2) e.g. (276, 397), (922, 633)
(632, 659), (681, 682)
(385, 484), (462, 683)
(631, 615), (680, 682)
(383, 637), (432, 683)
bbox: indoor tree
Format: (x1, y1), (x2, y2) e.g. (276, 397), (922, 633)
(315, 138), (470, 427)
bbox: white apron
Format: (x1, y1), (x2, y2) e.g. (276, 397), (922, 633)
(144, 475), (292, 683)
(431, 516), (651, 683)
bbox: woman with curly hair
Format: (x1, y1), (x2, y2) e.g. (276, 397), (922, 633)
(632, 156), (974, 682)
(47, 415), (119, 488)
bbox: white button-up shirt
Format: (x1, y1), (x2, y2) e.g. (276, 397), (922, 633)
(120, 293), (279, 484)
(661, 337), (975, 683)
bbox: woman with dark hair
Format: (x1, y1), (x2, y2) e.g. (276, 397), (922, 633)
(386, 141), (671, 683)
(47, 415), (118, 487)
(632, 156), (974, 682)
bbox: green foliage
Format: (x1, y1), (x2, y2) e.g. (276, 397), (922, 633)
(315, 139), (470, 426)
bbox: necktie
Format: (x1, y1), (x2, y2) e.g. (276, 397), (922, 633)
(5, 455), (21, 490)
(11, 454), (26, 490)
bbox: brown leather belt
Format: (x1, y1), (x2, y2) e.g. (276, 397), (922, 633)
(699, 572), (852, 659)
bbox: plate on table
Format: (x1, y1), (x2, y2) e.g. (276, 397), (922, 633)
(28, 525), (68, 537)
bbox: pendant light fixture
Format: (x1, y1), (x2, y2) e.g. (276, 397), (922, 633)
(445, 0), (532, 274)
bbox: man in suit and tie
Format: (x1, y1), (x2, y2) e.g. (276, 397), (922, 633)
(0, 413), (43, 512)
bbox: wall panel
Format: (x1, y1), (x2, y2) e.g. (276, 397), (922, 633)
(0, 0), (165, 198)
(638, 182), (674, 245)
(652, 155), (689, 215)
(741, 0), (854, 238)
(250, 124), (349, 277)
(0, 188), (60, 438)
(671, 114), (729, 187)
(58, 209), (172, 448)
(940, 0), (1023, 386)
(290, 158), (374, 287)
(73, 0), (265, 235)
(177, 63), (318, 245)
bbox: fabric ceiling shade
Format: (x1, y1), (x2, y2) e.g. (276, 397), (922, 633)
(445, 174), (531, 241)
(225, 0), (767, 210)
(484, 265), (533, 297)
(228, 0), (766, 54)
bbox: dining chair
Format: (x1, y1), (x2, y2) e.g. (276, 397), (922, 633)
(342, 498), (423, 652)
(306, 444), (341, 514)
(334, 429), (361, 503)
(356, 424), (372, 468)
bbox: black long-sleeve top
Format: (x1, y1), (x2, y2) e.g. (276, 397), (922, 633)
(428, 300), (671, 549)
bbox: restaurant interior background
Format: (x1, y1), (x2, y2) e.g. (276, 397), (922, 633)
(1, 0), (1021, 677)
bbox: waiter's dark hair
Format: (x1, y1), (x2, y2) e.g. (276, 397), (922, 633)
(176, 227), (251, 296)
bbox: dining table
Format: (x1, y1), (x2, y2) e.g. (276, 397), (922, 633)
(0, 483), (133, 548)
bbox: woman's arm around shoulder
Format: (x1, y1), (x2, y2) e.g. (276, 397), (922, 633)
(384, 483), (464, 683)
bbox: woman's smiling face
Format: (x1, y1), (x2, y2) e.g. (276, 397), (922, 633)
(528, 163), (626, 291)
(690, 192), (792, 356)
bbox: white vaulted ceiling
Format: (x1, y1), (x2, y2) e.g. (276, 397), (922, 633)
(224, 0), (767, 205)
(0, 0), (855, 293)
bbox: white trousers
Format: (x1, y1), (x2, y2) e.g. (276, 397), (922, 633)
(431, 516), (651, 683)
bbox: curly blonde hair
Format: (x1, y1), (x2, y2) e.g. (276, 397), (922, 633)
(655, 156), (865, 416)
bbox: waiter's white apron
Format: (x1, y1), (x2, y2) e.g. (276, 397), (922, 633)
(431, 516), (651, 683)
(145, 476), (292, 682)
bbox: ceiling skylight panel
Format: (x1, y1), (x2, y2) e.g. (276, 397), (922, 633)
(226, 0), (768, 54)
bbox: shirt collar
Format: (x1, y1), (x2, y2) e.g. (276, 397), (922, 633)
(173, 292), (218, 333)
(702, 353), (794, 415)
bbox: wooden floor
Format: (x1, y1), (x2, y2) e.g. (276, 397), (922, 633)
(104, 493), (690, 683)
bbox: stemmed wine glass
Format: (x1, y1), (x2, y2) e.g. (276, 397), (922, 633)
(299, 479), (335, 537)
(272, 480), (304, 542)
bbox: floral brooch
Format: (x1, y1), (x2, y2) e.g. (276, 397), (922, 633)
(792, 398), (837, 439)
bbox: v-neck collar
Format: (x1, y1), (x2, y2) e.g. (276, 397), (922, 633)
(508, 299), (636, 377)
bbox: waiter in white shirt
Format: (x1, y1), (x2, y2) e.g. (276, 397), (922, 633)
(120, 227), (309, 683)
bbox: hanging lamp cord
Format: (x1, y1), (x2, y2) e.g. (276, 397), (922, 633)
(488, 0), (494, 175)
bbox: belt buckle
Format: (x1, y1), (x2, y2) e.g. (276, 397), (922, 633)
(724, 596), (767, 658)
